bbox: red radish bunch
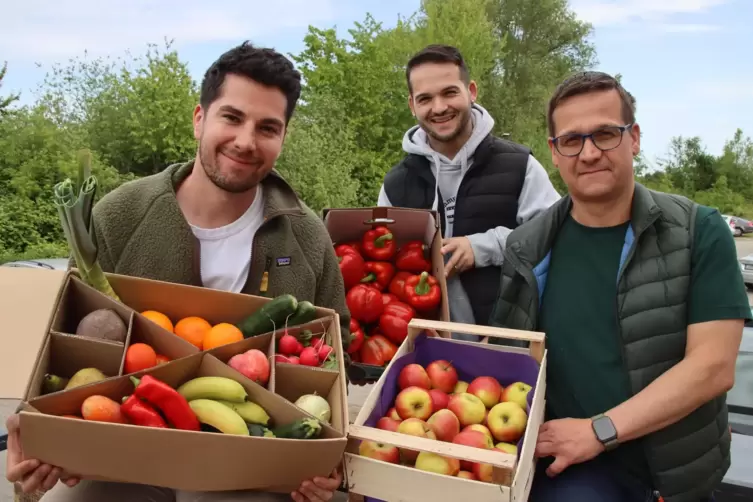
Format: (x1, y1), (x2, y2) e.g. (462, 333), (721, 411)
(275, 328), (338, 370)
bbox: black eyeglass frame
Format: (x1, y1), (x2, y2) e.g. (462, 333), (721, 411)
(551, 123), (635, 157)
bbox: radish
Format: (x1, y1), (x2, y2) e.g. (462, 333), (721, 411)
(318, 344), (334, 362)
(274, 354), (299, 364)
(279, 334), (299, 355)
(299, 347), (320, 366)
(294, 340), (304, 355)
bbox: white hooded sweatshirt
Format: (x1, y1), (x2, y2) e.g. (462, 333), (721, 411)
(377, 103), (560, 330)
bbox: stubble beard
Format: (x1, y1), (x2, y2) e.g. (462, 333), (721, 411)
(198, 140), (259, 194)
(423, 106), (472, 144)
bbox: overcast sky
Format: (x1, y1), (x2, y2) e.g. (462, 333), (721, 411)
(2, 0), (750, 166)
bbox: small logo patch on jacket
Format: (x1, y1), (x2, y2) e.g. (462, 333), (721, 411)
(276, 257), (291, 267)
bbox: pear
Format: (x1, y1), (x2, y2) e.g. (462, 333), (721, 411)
(65, 368), (108, 390)
(42, 374), (70, 394)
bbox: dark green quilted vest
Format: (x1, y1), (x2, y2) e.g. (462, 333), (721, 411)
(489, 183), (731, 502)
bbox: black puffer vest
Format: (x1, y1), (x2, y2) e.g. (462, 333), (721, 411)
(383, 133), (530, 325)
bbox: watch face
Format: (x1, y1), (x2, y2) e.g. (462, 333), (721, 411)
(593, 417), (617, 441)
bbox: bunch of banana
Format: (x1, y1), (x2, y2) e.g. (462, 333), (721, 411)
(177, 376), (271, 436)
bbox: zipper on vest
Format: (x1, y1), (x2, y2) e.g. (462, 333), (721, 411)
(259, 256), (272, 296)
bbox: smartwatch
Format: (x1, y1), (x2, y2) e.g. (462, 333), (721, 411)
(591, 414), (619, 451)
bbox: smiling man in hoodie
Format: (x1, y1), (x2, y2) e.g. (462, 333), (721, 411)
(377, 44), (560, 332)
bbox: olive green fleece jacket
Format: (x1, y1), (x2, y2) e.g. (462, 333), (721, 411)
(77, 160), (351, 349)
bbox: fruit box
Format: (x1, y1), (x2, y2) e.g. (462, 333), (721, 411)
(0, 265), (348, 492)
(343, 318), (547, 502)
(322, 206), (451, 382)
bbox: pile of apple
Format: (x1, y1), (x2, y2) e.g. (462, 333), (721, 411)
(358, 360), (532, 483)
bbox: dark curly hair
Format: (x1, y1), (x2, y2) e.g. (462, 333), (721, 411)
(200, 41), (302, 124)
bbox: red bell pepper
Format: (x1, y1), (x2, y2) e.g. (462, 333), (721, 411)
(371, 334), (398, 363)
(346, 284), (384, 324)
(382, 293), (400, 306)
(336, 247), (366, 290)
(388, 271), (413, 302)
(404, 271), (442, 312)
(361, 225), (397, 261)
(379, 301), (416, 345)
(360, 261), (395, 291)
(335, 243), (361, 258)
(359, 334), (398, 366)
(121, 394), (167, 428)
(130, 375), (200, 431)
(395, 241), (432, 273)
(347, 318), (365, 354)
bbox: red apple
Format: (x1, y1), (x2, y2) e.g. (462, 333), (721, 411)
(415, 451), (460, 476)
(473, 462), (493, 482)
(427, 409), (461, 442)
(376, 416), (401, 432)
(496, 442), (518, 455)
(395, 386), (433, 421)
(397, 418), (436, 463)
(501, 381), (533, 411)
(228, 348), (270, 385)
(387, 407), (401, 421)
(487, 402), (528, 443)
(429, 389), (450, 410)
(463, 424), (493, 443)
(454, 381), (469, 394)
(457, 470), (477, 480)
(426, 360), (459, 393)
(398, 363), (431, 390)
(447, 392), (486, 426)
(359, 440), (400, 464)
(483, 409), (489, 425)
(452, 430), (493, 470)
(467, 376), (502, 408)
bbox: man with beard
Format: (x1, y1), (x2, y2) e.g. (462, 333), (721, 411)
(377, 44), (560, 332)
(5, 41), (347, 502)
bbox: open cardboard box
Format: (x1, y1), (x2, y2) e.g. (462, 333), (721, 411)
(343, 319), (547, 502)
(322, 207), (451, 382)
(0, 266), (349, 492)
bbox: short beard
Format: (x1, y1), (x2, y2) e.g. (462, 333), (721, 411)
(198, 141), (258, 194)
(422, 106), (472, 143)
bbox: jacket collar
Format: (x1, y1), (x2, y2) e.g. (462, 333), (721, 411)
(165, 159), (307, 220)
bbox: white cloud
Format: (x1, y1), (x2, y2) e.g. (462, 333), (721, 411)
(0, 0), (338, 62)
(571, 0), (730, 26)
(655, 23), (721, 33)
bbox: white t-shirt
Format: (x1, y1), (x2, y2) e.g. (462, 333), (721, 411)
(189, 185), (265, 293)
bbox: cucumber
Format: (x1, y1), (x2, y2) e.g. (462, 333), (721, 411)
(271, 417), (322, 439)
(237, 294), (298, 338)
(287, 301), (317, 327)
(247, 423), (275, 437)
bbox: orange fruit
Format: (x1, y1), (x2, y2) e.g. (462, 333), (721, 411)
(155, 354), (170, 365)
(125, 343), (157, 374)
(141, 310), (174, 333)
(202, 323), (244, 350)
(174, 316), (212, 349)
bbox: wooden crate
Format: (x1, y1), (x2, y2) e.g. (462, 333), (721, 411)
(343, 318), (547, 502)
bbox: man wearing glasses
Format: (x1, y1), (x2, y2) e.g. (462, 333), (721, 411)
(489, 71), (750, 501)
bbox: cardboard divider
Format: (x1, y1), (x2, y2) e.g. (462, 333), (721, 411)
(20, 351), (347, 492)
(123, 311), (201, 374)
(204, 331), (275, 391)
(50, 275), (132, 345)
(26, 331), (125, 401)
(275, 363), (345, 435)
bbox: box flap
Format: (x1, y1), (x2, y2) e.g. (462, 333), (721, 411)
(0, 267), (68, 399)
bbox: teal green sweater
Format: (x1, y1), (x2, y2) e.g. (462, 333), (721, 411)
(77, 160), (350, 348)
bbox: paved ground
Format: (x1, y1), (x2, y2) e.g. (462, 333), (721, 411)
(3, 237), (753, 501)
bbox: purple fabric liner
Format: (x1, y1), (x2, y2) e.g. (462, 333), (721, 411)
(361, 334), (540, 501)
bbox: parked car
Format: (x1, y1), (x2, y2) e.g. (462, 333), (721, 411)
(0, 258), (69, 270)
(723, 215), (738, 236)
(732, 217), (753, 237)
(741, 254), (753, 290)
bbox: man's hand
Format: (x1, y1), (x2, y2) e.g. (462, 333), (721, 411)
(291, 468), (342, 502)
(534, 418), (604, 477)
(5, 414), (79, 493)
(441, 237), (475, 276)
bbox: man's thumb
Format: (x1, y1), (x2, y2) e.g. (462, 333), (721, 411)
(546, 456), (568, 477)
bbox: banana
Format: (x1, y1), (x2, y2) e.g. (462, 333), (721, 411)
(189, 399), (249, 436)
(216, 400), (270, 426)
(177, 376), (248, 403)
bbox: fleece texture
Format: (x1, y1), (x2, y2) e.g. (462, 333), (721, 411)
(77, 160), (351, 349)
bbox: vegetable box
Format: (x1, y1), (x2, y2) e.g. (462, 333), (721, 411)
(322, 207), (451, 383)
(343, 318), (546, 502)
(0, 266), (348, 492)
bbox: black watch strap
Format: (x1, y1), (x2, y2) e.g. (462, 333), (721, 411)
(591, 414), (619, 451)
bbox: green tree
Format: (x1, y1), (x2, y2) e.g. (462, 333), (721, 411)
(0, 61), (20, 116)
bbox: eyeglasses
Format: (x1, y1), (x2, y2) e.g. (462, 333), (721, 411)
(551, 124), (634, 157)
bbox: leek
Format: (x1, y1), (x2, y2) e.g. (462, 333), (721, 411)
(53, 150), (120, 301)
